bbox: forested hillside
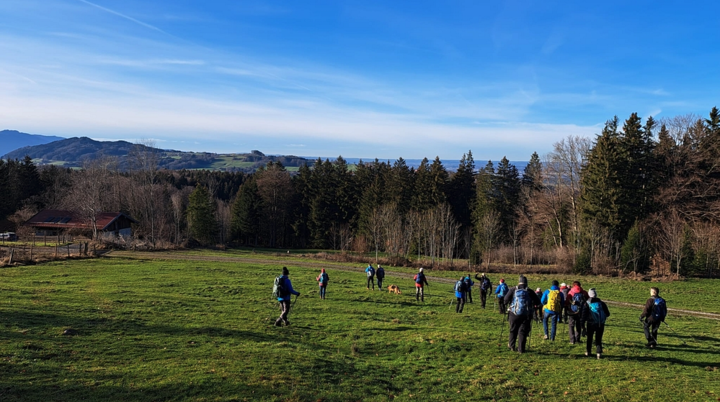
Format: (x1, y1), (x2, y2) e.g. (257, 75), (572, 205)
(2, 108), (719, 278)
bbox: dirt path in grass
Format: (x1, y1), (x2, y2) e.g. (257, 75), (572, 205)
(106, 250), (720, 320)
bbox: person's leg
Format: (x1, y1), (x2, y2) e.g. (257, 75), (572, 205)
(321, 286), (326, 299)
(652, 322), (660, 346)
(481, 290), (487, 308)
(508, 314), (520, 351)
(274, 301), (285, 326)
(568, 315), (577, 343)
(378, 278), (383, 289)
(542, 310), (550, 339)
(643, 321), (654, 346)
(595, 324), (604, 355)
(586, 324), (595, 356)
(518, 316), (531, 353)
(550, 313), (558, 341)
(468, 289), (473, 303)
(420, 286), (425, 302)
(416, 286), (420, 301)
(498, 299), (505, 314)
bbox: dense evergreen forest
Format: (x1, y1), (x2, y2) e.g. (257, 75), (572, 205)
(2, 108), (720, 277)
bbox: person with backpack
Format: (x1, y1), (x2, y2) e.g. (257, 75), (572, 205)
(454, 277), (467, 313)
(640, 287), (667, 348)
(316, 268), (329, 300)
(476, 273), (492, 309)
(533, 288), (543, 323)
(463, 275), (474, 304)
(365, 264), (375, 290)
(566, 281), (589, 345)
(503, 275), (542, 353)
(559, 283), (569, 324)
(540, 280), (565, 341)
(413, 268), (429, 302)
(274, 267), (301, 327)
(580, 288), (610, 359)
(376, 264), (385, 290)
(495, 278), (508, 314)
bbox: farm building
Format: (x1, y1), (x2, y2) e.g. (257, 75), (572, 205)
(25, 210), (138, 239)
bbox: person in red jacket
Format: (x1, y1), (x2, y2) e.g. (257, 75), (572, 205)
(566, 281), (589, 345)
(413, 268), (429, 302)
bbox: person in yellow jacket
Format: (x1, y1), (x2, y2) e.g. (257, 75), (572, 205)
(540, 280), (565, 341)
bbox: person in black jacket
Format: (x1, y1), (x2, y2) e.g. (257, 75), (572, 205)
(580, 288), (611, 359)
(503, 275), (542, 353)
(475, 273), (492, 309)
(639, 287), (665, 348)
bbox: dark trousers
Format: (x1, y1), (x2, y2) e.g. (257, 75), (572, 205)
(480, 289), (488, 308)
(367, 276), (374, 289)
(644, 320), (661, 345)
(498, 298), (506, 314)
(456, 296), (465, 313)
(377, 277), (383, 289)
(319, 286), (326, 299)
(508, 313), (533, 353)
(466, 288), (473, 303)
(568, 314), (582, 343)
(275, 300), (291, 326)
(586, 323), (605, 354)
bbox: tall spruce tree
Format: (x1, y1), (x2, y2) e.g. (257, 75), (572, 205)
(187, 185), (217, 245)
(494, 156), (521, 241)
(231, 178), (262, 245)
(448, 151), (475, 231)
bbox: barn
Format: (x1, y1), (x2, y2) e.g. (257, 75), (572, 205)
(25, 210), (138, 239)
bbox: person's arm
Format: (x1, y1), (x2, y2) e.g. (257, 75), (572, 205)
(640, 299), (652, 320)
(530, 291), (542, 307)
(540, 291), (548, 305)
(286, 279), (300, 296)
(603, 301), (610, 318)
(503, 288), (514, 306)
(475, 274), (481, 281)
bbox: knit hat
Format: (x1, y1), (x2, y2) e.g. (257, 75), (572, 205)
(282, 267), (289, 276)
(518, 276), (527, 285)
(560, 282), (567, 288)
(499, 278), (505, 283)
(419, 268), (424, 273)
(588, 288), (597, 298)
(536, 288), (541, 293)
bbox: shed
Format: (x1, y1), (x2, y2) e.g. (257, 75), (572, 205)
(25, 210), (138, 238)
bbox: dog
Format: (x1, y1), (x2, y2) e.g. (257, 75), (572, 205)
(387, 284), (402, 294)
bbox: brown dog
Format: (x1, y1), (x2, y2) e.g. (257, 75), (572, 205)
(387, 284), (402, 294)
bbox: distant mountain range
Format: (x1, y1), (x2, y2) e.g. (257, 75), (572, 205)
(2, 131), (311, 172)
(0, 130), (65, 157)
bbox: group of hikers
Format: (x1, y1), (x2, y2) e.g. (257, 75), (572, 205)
(272, 266), (670, 357)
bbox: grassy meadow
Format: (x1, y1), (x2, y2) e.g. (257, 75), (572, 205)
(1, 254), (719, 401)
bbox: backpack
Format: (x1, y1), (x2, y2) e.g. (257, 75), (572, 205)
(319, 272), (328, 285)
(376, 267), (385, 279)
(510, 288), (530, 316)
(272, 276), (287, 298)
(569, 292), (585, 314)
(588, 301), (607, 325)
(652, 297), (667, 322)
(454, 280), (466, 293)
(544, 290), (562, 313)
(415, 273), (424, 284)
(481, 278), (490, 291)
(366, 267), (375, 277)
(498, 283), (508, 297)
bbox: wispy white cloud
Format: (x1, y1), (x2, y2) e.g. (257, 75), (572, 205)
(78, 0), (166, 34)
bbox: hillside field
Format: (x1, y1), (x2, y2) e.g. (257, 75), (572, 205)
(0, 253), (719, 401)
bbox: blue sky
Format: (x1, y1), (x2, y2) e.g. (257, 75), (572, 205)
(1, 1), (719, 161)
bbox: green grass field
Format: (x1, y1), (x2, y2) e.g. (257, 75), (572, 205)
(1, 254), (719, 401)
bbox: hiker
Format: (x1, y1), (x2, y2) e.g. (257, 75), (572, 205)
(463, 275), (474, 304)
(540, 280), (565, 341)
(316, 268), (329, 300)
(580, 288), (610, 359)
(640, 287), (667, 348)
(533, 288), (543, 323)
(566, 281), (589, 345)
(274, 267), (301, 327)
(413, 268), (429, 302)
(376, 264), (385, 290)
(504, 275), (542, 353)
(476, 273), (492, 309)
(495, 278), (508, 314)
(454, 277), (467, 313)
(559, 283), (569, 324)
(365, 264), (375, 290)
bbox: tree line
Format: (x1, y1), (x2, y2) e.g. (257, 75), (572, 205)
(2, 108), (719, 277)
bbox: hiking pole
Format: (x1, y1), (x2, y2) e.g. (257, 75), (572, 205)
(663, 322), (688, 345)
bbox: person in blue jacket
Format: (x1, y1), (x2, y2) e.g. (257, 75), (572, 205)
(540, 280), (565, 341)
(463, 275), (474, 304)
(495, 278), (509, 314)
(274, 267), (301, 327)
(365, 264), (375, 290)
(454, 277), (467, 313)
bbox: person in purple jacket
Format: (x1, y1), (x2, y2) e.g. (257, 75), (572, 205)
(274, 267), (301, 327)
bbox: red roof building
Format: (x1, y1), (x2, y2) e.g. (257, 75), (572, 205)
(25, 210), (137, 238)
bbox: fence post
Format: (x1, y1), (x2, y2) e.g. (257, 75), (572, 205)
(8, 248), (14, 264)
(30, 245), (33, 261)
(67, 244), (70, 257)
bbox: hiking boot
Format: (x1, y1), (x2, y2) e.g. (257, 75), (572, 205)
(544, 335), (548, 340)
(274, 321), (282, 327)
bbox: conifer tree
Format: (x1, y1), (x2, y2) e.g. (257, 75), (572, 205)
(187, 185), (217, 245)
(448, 151), (475, 231)
(231, 178), (262, 245)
